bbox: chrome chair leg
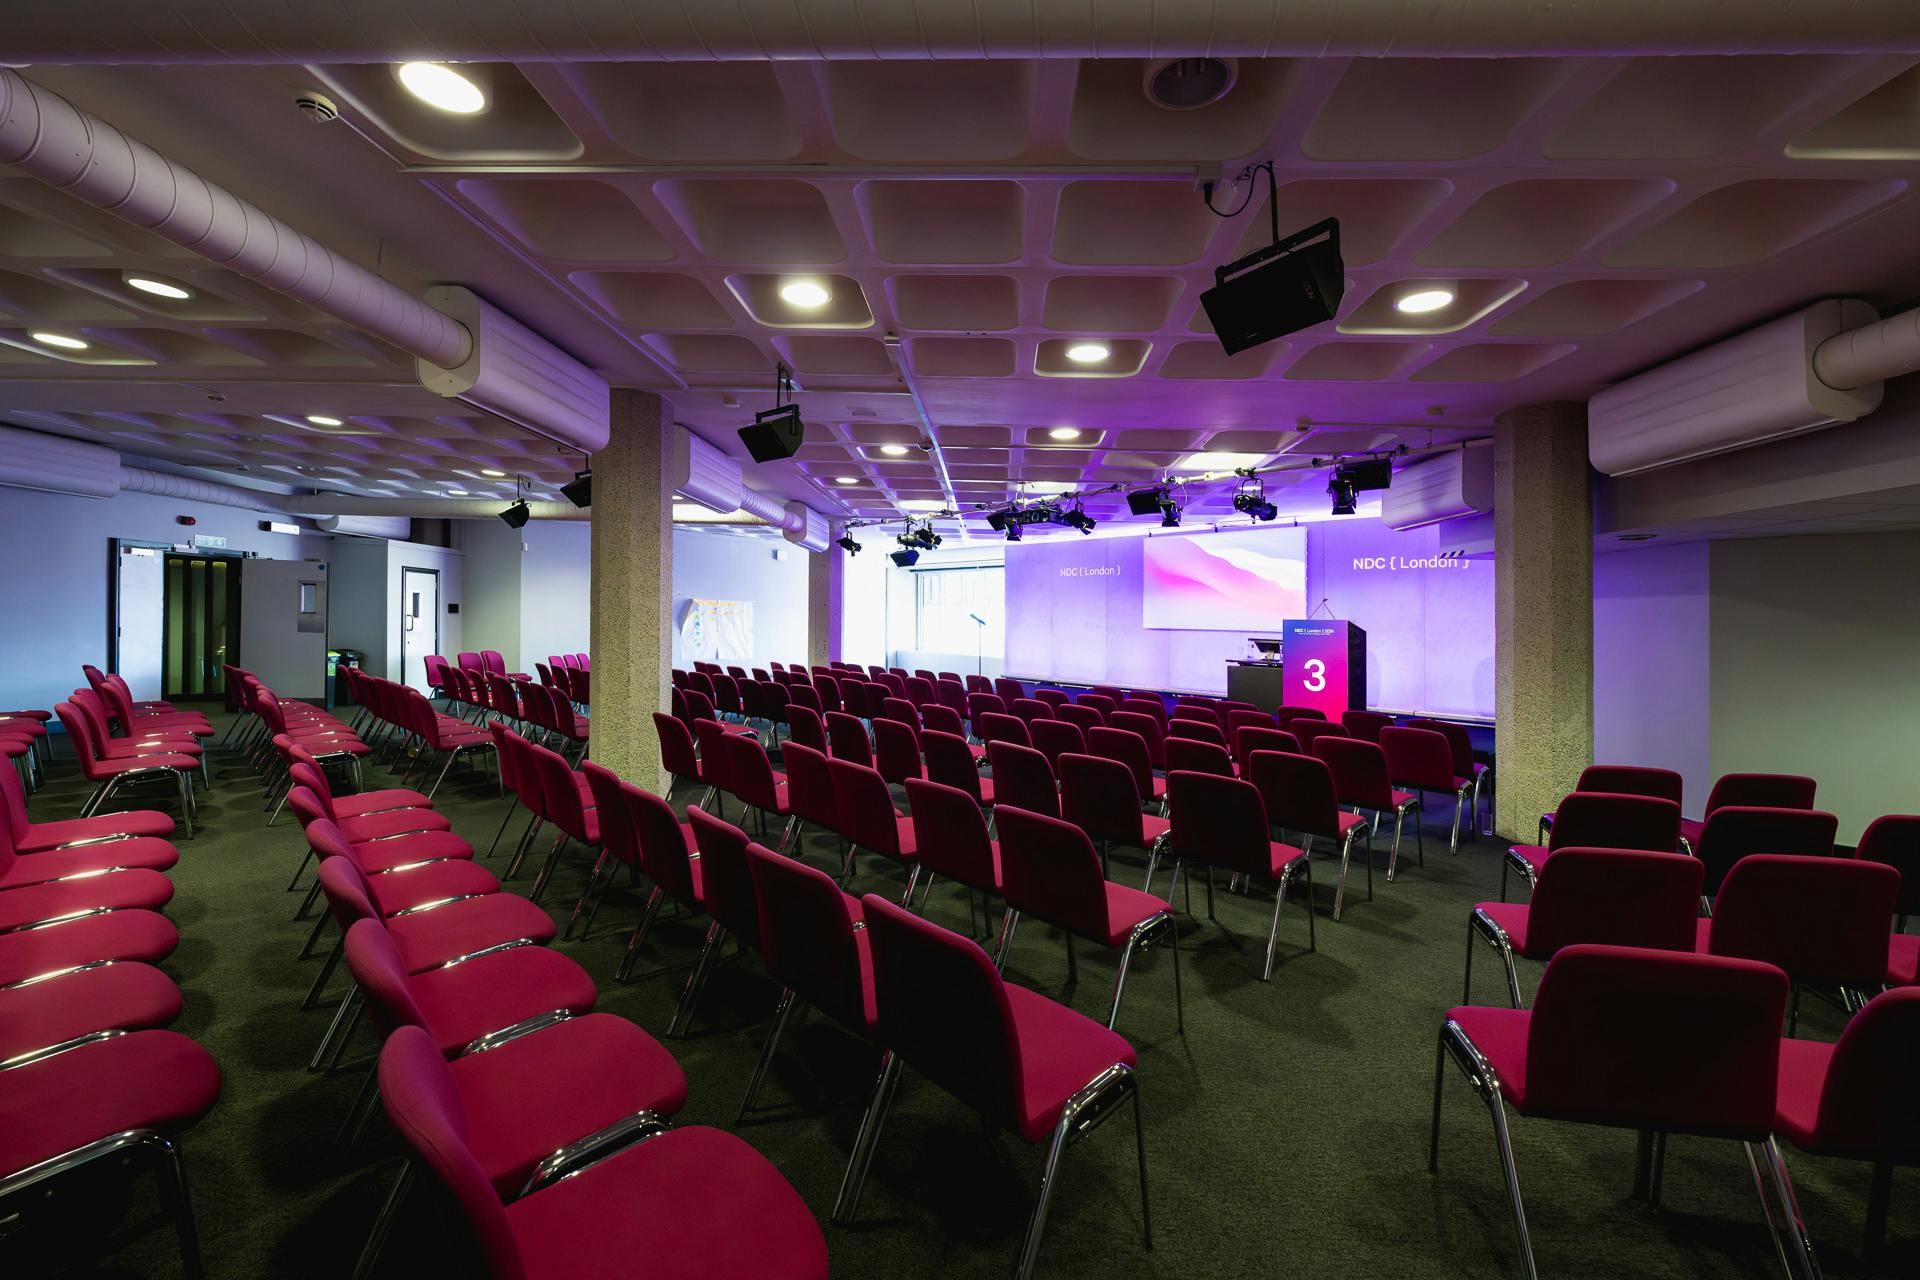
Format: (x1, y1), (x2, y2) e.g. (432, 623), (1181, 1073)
(832, 1051), (902, 1224)
(666, 921), (725, 1037)
(153, 1134), (207, 1280)
(351, 1162), (415, 1280)
(737, 989), (798, 1124)
(615, 888), (667, 983)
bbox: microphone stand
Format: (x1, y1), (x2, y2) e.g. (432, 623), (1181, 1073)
(969, 613), (987, 677)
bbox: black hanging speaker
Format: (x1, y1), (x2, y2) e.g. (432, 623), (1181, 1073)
(738, 403), (805, 463)
(1125, 488), (1167, 517)
(1201, 217), (1344, 356)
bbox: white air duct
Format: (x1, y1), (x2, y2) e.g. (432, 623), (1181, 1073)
(417, 286), (609, 453)
(1382, 445), (1494, 531)
(671, 427), (745, 513)
(1589, 300), (1885, 477)
(1812, 307), (1920, 390)
(312, 514), (413, 539)
(288, 495), (586, 521)
(118, 465), (288, 512)
(0, 425), (120, 498)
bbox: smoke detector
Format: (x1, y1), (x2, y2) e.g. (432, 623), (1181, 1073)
(294, 93), (340, 124)
(1143, 58), (1238, 110)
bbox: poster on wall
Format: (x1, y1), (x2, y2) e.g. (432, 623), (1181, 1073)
(681, 598), (754, 664)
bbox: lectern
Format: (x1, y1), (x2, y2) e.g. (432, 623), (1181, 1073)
(1280, 619), (1366, 718)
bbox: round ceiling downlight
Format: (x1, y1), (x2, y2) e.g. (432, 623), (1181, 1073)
(395, 62), (488, 114)
(1143, 57), (1239, 110)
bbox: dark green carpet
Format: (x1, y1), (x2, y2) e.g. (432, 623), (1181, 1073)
(9, 719), (1911, 1279)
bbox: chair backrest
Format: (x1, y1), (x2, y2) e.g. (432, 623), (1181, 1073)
(921, 703), (966, 739)
(862, 893), (1021, 1130)
(1029, 718), (1087, 770)
(1704, 772), (1818, 820)
(986, 741), (1058, 819)
(620, 779), (698, 905)
(903, 676), (935, 707)
(1170, 703), (1217, 727)
(1524, 848), (1705, 959)
(1313, 735), (1397, 811)
(1059, 752), (1147, 848)
(1078, 693), (1118, 719)
(1695, 805), (1838, 896)
(1166, 717), (1227, 750)
(826, 758), (905, 858)
(1274, 706), (1327, 731)
(1086, 725), (1157, 802)
(776, 740), (841, 831)
(343, 917), (430, 1038)
(716, 731), (783, 812)
(1247, 750), (1345, 842)
(315, 853), (380, 932)
(812, 674), (842, 715)
(686, 806), (761, 947)
(965, 674), (993, 694)
(652, 712), (701, 779)
(1233, 725), (1301, 765)
(1800, 987), (1920, 1159)
(456, 652), (482, 674)
(1856, 814), (1920, 916)
(1088, 685), (1125, 706)
(1224, 709), (1274, 746)
(1340, 710), (1394, 743)
(1379, 725), (1458, 793)
(975, 711), (1031, 751)
(872, 716), (924, 786)
(1520, 944), (1787, 1139)
(693, 720), (735, 796)
(993, 678), (1025, 705)
(1164, 735), (1233, 779)
(825, 710), (873, 767)
(1009, 697), (1055, 727)
(480, 650), (506, 677)
(1572, 764), (1685, 806)
(784, 703), (826, 754)
(1292, 718), (1349, 753)
(709, 673), (741, 715)
(935, 681), (969, 722)
(905, 777), (1000, 893)
(920, 730), (984, 806)
(376, 1025), (529, 1280)
(1167, 770), (1275, 876)
(1107, 711), (1166, 770)
(880, 697), (923, 731)
(1056, 702), (1104, 735)
(1405, 718), (1480, 781)
(581, 760), (637, 870)
(681, 687), (720, 727)
(526, 739), (592, 840)
(995, 804), (1115, 940)
(1707, 854), (1897, 987)
(1117, 697), (1167, 729)
(966, 692), (1006, 723)
(1547, 791), (1683, 855)
(1032, 688), (1069, 710)
(539, 663), (558, 689)
(747, 843), (872, 1033)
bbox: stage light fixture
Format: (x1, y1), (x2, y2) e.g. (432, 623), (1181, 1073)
(1327, 478), (1357, 516)
(1334, 458), (1393, 492)
(498, 500), (531, 529)
(1004, 519), (1023, 542)
(1062, 506), (1097, 535)
(837, 532), (862, 555)
(1233, 478), (1278, 522)
(889, 549), (919, 568)
(560, 469), (592, 508)
(1159, 495), (1182, 528)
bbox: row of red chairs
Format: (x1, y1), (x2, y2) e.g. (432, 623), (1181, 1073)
(0, 674), (218, 1276)
(334, 668), (497, 800)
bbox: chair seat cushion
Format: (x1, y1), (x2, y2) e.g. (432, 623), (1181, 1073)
(338, 808), (453, 841)
(329, 788), (434, 817)
(407, 946), (598, 1054)
(1679, 817), (1706, 848)
(1476, 902), (1532, 954)
(1444, 1005), (1533, 1109)
(347, 830), (475, 874)
(458, 1012), (690, 1196)
(389, 895), (558, 973)
(1336, 811), (1367, 838)
(1137, 813), (1171, 846)
(0, 961), (182, 1063)
(98, 739), (202, 759)
(1004, 983), (1138, 1142)
(1097, 882), (1170, 947)
(1773, 1036), (1831, 1152)
(0, 837), (178, 887)
(293, 735), (370, 756)
(85, 752), (199, 776)
(1391, 789), (1418, 810)
(504, 1124), (829, 1280)
(0, 869), (175, 931)
(13, 810), (176, 851)
(365, 861), (502, 917)
(0, 1031), (219, 1180)
(1507, 844), (1547, 875)
(0, 909), (179, 988)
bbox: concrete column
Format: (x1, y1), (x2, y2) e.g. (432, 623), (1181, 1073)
(589, 389), (673, 790)
(806, 547), (843, 668)
(1493, 401), (1593, 840)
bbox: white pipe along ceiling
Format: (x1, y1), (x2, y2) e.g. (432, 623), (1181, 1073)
(3, 0), (1918, 59)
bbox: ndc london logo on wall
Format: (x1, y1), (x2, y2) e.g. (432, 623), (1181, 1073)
(1350, 555), (1471, 571)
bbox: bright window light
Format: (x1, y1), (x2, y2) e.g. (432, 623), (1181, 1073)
(124, 276), (192, 301)
(30, 331), (88, 350)
(779, 279), (832, 309)
(396, 62), (487, 114)
(1394, 287), (1455, 315)
(1064, 342), (1110, 363)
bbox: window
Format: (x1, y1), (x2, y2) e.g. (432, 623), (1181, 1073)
(915, 565), (1004, 657)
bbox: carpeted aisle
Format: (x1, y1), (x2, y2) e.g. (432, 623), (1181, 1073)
(10, 716), (1909, 1280)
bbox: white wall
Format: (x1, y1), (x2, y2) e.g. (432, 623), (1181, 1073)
(520, 522), (592, 670)
(456, 520), (525, 670)
(383, 540), (463, 688)
(671, 528), (809, 670)
(1593, 541), (1713, 802)
(324, 536), (391, 683)
(0, 483), (326, 712)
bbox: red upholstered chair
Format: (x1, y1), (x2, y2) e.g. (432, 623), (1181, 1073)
(1406, 717), (1492, 836)
(1170, 703), (1218, 728)
(651, 710), (712, 811)
(1166, 717), (1228, 751)
(920, 702), (975, 749)
(1108, 710), (1167, 772)
(515, 739), (598, 906)
(1683, 772), (1818, 850)
(1118, 697), (1168, 730)
(1431, 945), (1795, 1280)
(967, 692), (1007, 726)
(713, 730), (795, 848)
(965, 674), (993, 694)
(1538, 763), (1683, 844)
(1010, 698), (1056, 730)
(935, 679), (970, 725)
(1339, 709), (1394, 743)
(785, 703), (828, 755)
(1164, 770), (1313, 978)
(739, 843), (880, 1122)
(1773, 986), (1920, 1267)
(1089, 685), (1125, 706)
(872, 716), (926, 788)
(1693, 805), (1838, 899)
(1032, 688), (1070, 710)
(1088, 725), (1165, 804)
(1164, 736), (1233, 779)
(992, 805), (1180, 1032)
(56, 702), (198, 837)
(993, 676), (1026, 705)
(905, 777), (1004, 929)
(671, 808), (770, 1036)
(1502, 791), (1682, 901)
(1382, 726), (1476, 857)
(1313, 736), (1420, 880)
(876, 672), (907, 699)
(812, 673), (843, 716)
(879, 695), (924, 733)
(903, 675), (936, 708)
(986, 741), (1058, 821)
(1232, 725), (1300, 768)
(1029, 717), (1087, 771)
(834, 894), (1150, 1280)
(825, 710), (873, 767)
(1465, 848), (1704, 1007)
(1856, 812), (1920, 935)
(0, 959), (181, 1068)
(1291, 718), (1348, 755)
(374, 1026), (828, 1280)
(613, 783), (705, 984)
(1225, 708), (1274, 748)
(921, 728), (992, 809)
(785, 681), (824, 716)
(827, 759), (920, 901)
(1059, 751), (1168, 873)
(1057, 702), (1105, 735)
(773, 740), (843, 862)
(1079, 693), (1118, 720)
(1274, 706), (1326, 731)
(0, 748), (173, 850)
(977, 710), (1033, 752)
(0, 1031), (219, 1278)
(1247, 750), (1370, 921)
(1702, 854), (1897, 1033)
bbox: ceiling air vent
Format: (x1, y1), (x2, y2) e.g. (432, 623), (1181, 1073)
(1143, 58), (1238, 110)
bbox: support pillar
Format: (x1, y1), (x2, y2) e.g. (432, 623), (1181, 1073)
(1493, 401), (1593, 841)
(807, 547), (844, 669)
(589, 389), (673, 791)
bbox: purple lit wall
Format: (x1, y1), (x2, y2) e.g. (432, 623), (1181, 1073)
(1005, 520), (1494, 716)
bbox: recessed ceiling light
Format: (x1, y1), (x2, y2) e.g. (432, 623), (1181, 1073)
(395, 62), (487, 114)
(1177, 451), (1267, 473)
(779, 279), (832, 309)
(878, 444), (910, 457)
(1047, 427), (1083, 441)
(479, 468), (508, 477)
(445, 489), (469, 496)
(123, 275), (192, 301)
(306, 414), (343, 427)
(1065, 342), (1111, 364)
(30, 331), (88, 351)
(1394, 287), (1455, 315)
(835, 475), (859, 485)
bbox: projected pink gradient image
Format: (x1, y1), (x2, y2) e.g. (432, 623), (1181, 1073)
(1142, 528), (1307, 631)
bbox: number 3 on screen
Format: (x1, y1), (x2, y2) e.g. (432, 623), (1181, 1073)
(1303, 658), (1326, 693)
